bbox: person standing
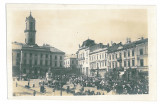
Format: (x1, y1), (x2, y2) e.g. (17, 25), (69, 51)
(16, 82), (18, 87)
(28, 81), (30, 87)
(33, 90), (36, 96)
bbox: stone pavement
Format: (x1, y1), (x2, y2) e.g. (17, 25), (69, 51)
(13, 80), (73, 96)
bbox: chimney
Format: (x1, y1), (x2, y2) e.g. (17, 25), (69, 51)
(126, 38), (131, 44)
(107, 43), (109, 47)
(111, 41), (113, 45)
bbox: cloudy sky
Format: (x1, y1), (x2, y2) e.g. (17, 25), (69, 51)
(7, 5), (148, 54)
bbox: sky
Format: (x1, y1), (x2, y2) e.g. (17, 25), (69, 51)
(7, 5), (148, 54)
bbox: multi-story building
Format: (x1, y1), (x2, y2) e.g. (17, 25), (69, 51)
(12, 12), (65, 79)
(107, 37), (148, 72)
(89, 43), (108, 78)
(77, 37), (148, 78)
(76, 39), (95, 76)
(64, 54), (78, 69)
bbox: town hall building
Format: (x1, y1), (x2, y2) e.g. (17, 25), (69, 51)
(12, 12), (65, 79)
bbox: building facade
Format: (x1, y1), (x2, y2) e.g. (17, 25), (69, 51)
(77, 37), (148, 78)
(89, 43), (108, 78)
(107, 38), (148, 72)
(12, 12), (65, 79)
(77, 39), (95, 76)
(77, 39), (108, 77)
(64, 54), (78, 69)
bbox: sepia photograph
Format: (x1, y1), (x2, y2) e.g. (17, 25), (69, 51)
(6, 4), (156, 100)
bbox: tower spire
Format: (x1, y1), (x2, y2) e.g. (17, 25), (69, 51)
(30, 10), (32, 16)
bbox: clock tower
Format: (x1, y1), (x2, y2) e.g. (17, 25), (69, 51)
(24, 11), (36, 45)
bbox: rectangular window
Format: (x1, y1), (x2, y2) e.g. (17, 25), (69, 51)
(30, 53), (32, 58)
(132, 60), (135, 66)
(140, 59), (144, 66)
(40, 60), (43, 65)
(55, 61), (57, 67)
(60, 56), (62, 60)
(29, 59), (32, 65)
(110, 55), (111, 60)
(119, 52), (122, 58)
(124, 52), (126, 58)
(50, 61), (52, 66)
(60, 61), (62, 67)
(115, 62), (117, 67)
(140, 49), (143, 55)
(45, 60), (48, 66)
(105, 61), (107, 66)
(132, 50), (134, 56)
(50, 55), (52, 59)
(97, 55), (98, 60)
(41, 54), (43, 58)
(112, 54), (114, 60)
(116, 54), (117, 59)
(35, 60), (37, 65)
(112, 62), (114, 68)
(128, 60), (130, 67)
(46, 54), (48, 58)
(55, 55), (57, 60)
(120, 62), (122, 67)
(102, 53), (104, 59)
(128, 51), (130, 57)
(17, 53), (20, 58)
(124, 61), (126, 67)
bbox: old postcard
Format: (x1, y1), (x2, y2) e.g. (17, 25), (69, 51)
(7, 4), (156, 100)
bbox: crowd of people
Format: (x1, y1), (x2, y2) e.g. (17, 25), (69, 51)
(57, 72), (149, 95)
(19, 69), (148, 95)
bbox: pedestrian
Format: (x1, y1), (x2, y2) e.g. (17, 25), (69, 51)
(16, 82), (18, 87)
(28, 81), (30, 87)
(33, 90), (36, 96)
(33, 83), (35, 88)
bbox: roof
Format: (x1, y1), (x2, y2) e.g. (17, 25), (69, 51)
(26, 12), (35, 20)
(49, 47), (64, 53)
(107, 43), (122, 53)
(123, 38), (148, 50)
(89, 43), (107, 52)
(108, 38), (148, 53)
(12, 41), (65, 54)
(81, 39), (95, 47)
(65, 54), (77, 59)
